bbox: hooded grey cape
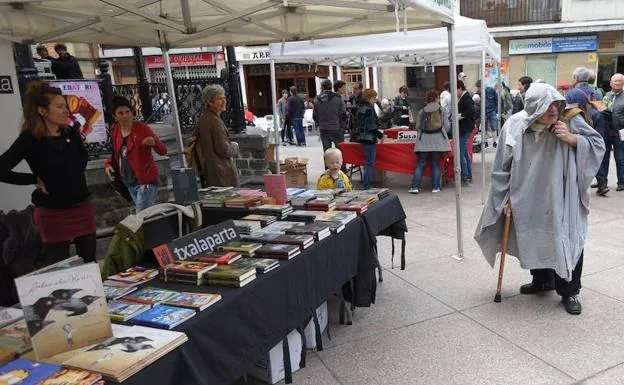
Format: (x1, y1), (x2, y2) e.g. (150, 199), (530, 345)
(474, 83), (605, 281)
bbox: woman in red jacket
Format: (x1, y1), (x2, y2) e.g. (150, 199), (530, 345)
(105, 97), (167, 212)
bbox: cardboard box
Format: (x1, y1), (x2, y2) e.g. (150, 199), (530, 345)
(246, 329), (303, 384)
(284, 168), (308, 188)
(304, 301), (328, 350)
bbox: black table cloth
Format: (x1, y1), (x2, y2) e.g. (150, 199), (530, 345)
(123, 194), (407, 385)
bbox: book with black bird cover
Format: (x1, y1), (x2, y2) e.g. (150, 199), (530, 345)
(14, 263), (112, 360)
(44, 324), (188, 382)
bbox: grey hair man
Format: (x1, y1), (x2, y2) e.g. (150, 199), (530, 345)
(313, 79), (347, 164)
(596, 73), (624, 191)
(572, 67), (599, 101)
(475, 83), (605, 315)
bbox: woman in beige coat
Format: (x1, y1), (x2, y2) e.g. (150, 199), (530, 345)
(198, 84), (240, 187)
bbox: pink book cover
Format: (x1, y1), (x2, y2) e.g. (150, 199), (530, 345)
(263, 175), (287, 205)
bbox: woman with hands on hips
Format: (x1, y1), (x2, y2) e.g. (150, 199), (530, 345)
(0, 80), (96, 264)
(105, 97), (167, 213)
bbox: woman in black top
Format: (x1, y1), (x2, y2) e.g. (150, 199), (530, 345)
(0, 81), (95, 264)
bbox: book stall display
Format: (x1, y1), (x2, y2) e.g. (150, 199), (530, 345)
(0, 179), (407, 385)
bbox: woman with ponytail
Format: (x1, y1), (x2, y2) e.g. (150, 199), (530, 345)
(0, 80), (96, 264)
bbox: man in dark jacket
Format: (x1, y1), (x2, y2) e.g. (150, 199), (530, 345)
(52, 43), (84, 80)
(287, 86), (306, 146)
(512, 76), (532, 114)
(314, 79), (347, 154)
(457, 80), (475, 183)
(476, 79), (499, 148)
(347, 81), (363, 141)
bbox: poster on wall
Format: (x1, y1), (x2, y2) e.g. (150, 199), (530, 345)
(50, 80), (107, 143)
(484, 59), (509, 89)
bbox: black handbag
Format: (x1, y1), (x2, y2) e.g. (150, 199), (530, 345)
(109, 153), (133, 203)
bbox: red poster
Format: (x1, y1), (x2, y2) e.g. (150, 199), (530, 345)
(146, 53), (215, 68)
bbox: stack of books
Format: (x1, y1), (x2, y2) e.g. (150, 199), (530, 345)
(234, 258), (280, 274)
(44, 324), (188, 382)
(255, 244), (301, 260)
(286, 188), (306, 199)
(253, 204), (294, 219)
(260, 221), (305, 234)
(121, 287), (180, 307)
(202, 192), (239, 207)
(332, 196), (354, 205)
(194, 251), (243, 265)
(224, 195), (263, 208)
(305, 197), (336, 211)
(233, 219), (262, 235)
(39, 368), (103, 385)
(286, 222), (331, 241)
(315, 210), (358, 233)
(335, 201), (368, 214)
(219, 241), (263, 257)
(272, 234), (315, 250)
(363, 188), (390, 199)
(203, 265), (257, 287)
(159, 261), (218, 285)
(104, 266), (159, 288)
(287, 210), (326, 222)
(163, 292), (222, 311)
(241, 232), (282, 244)
(241, 214), (277, 227)
(108, 301), (151, 322)
(290, 191), (316, 210)
(131, 305), (196, 329)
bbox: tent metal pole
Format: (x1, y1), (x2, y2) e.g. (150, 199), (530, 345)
(446, 23), (464, 261)
(480, 50), (486, 205)
(328, 65), (334, 83)
(270, 59), (281, 174)
(336, 65), (342, 81)
(160, 35), (187, 168)
(497, 60), (502, 132)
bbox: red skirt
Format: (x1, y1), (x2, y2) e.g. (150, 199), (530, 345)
(34, 200), (96, 243)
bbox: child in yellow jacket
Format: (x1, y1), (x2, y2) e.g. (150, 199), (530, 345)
(316, 148), (352, 191)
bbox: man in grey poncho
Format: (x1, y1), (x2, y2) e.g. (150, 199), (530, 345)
(475, 83), (605, 315)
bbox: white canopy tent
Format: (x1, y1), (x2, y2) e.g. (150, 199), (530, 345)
(269, 16), (502, 260)
(0, 0), (456, 170)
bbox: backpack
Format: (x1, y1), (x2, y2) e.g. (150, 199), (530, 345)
(421, 107), (443, 133)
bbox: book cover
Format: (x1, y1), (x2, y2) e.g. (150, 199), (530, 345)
(14, 263), (112, 360)
(256, 244), (301, 258)
(0, 319), (31, 354)
(163, 292), (221, 311)
(0, 348), (15, 366)
(219, 241), (263, 255)
(131, 305), (195, 329)
(241, 232), (283, 243)
(203, 264), (256, 282)
(37, 368), (102, 385)
(234, 258), (279, 274)
(315, 210), (357, 224)
(204, 275), (256, 288)
(263, 175), (288, 204)
(21, 256), (84, 278)
(286, 223), (330, 235)
(272, 234), (315, 249)
(0, 358), (61, 385)
(45, 324), (187, 383)
(193, 251), (242, 265)
(106, 267), (158, 284)
(163, 261), (217, 276)
(121, 287), (179, 306)
(0, 307), (24, 329)
(103, 286), (137, 301)
(107, 301), (150, 323)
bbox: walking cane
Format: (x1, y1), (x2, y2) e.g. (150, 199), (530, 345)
(494, 202), (512, 303)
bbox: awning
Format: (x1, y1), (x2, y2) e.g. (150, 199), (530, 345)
(0, 0), (455, 48)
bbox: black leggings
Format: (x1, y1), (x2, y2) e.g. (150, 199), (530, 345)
(43, 233), (97, 265)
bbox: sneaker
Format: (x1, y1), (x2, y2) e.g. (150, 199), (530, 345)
(597, 185), (609, 196)
(590, 183), (599, 188)
(432, 188), (441, 193)
(484, 141), (489, 148)
(493, 141), (497, 148)
(562, 295), (582, 315)
(408, 188), (419, 194)
(617, 184), (624, 192)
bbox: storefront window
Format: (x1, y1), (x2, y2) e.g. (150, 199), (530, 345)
(345, 72), (363, 96)
(526, 56), (557, 86)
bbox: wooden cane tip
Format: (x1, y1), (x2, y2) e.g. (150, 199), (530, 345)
(494, 293), (502, 303)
